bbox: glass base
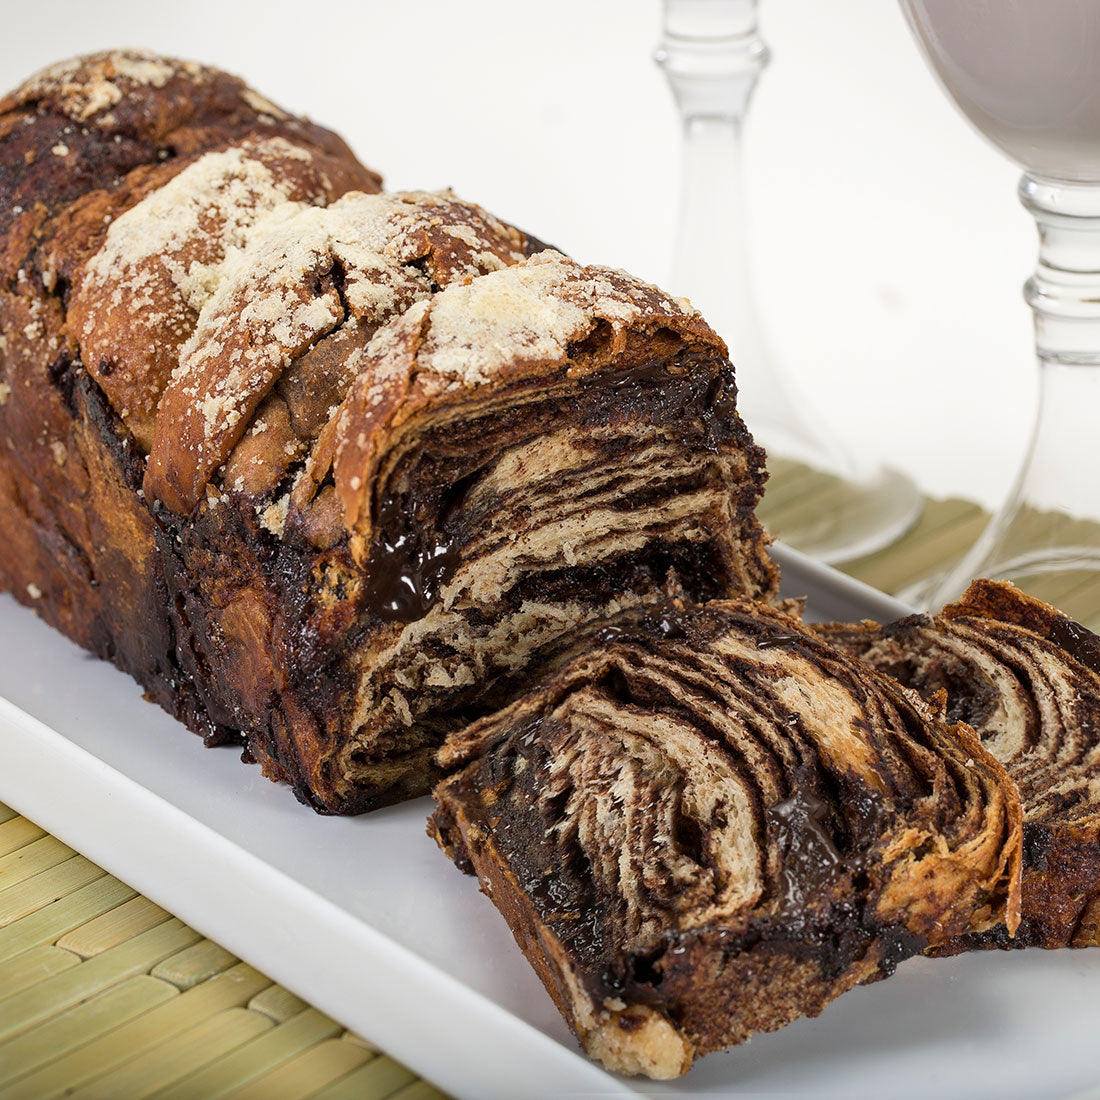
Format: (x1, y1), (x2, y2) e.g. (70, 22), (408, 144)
(757, 459), (922, 565)
(908, 504), (1100, 631)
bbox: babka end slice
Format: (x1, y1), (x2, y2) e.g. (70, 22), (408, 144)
(818, 578), (1100, 951)
(429, 600), (1022, 1077)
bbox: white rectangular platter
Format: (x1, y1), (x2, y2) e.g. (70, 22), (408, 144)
(2, 544), (1099, 1099)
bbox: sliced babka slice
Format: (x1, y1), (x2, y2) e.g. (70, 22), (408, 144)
(429, 599), (1022, 1078)
(818, 578), (1100, 950)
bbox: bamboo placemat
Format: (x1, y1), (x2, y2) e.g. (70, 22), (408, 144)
(0, 802), (439, 1098)
(760, 459), (1100, 630)
(1, 469), (1096, 1099)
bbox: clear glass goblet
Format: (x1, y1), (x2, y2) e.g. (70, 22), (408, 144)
(656, 0), (922, 563)
(901, 0), (1100, 629)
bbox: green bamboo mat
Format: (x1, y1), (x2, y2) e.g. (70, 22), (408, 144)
(761, 458), (1100, 631)
(0, 799), (442, 1099)
(2, 467), (1097, 1099)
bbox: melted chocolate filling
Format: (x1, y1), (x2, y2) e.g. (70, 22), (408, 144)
(766, 788), (843, 912)
(365, 493), (465, 620)
(755, 631), (804, 650)
(361, 352), (748, 623)
(1050, 615), (1100, 677)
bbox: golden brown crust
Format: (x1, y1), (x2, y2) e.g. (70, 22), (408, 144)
(943, 579), (1100, 677)
(143, 190), (529, 516)
(0, 50), (379, 279)
(2, 51), (265, 127)
(67, 138), (374, 450)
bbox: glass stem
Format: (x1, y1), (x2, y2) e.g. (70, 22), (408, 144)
(655, 0), (922, 564)
(931, 175), (1100, 612)
(1024, 175), (1100, 371)
(656, 0), (853, 475)
(672, 115), (752, 333)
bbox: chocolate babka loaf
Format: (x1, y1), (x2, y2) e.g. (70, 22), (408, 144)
(0, 52), (778, 813)
(819, 579), (1100, 951)
(430, 600), (1022, 1078)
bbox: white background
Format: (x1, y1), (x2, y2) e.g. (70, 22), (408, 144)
(0, 0), (1035, 508)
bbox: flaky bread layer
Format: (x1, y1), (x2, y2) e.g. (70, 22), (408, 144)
(431, 599), (1022, 1076)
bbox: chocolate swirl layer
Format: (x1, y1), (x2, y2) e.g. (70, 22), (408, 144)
(272, 253), (777, 812)
(818, 579), (1100, 951)
(430, 600), (1022, 1078)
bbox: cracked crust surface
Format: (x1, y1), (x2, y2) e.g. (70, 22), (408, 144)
(69, 137), (371, 450)
(143, 190), (529, 515)
(322, 251), (718, 539)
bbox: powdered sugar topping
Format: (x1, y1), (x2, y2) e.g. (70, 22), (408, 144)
(146, 188), (529, 514)
(85, 139), (313, 315)
(12, 50), (205, 122)
(417, 251), (698, 385)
